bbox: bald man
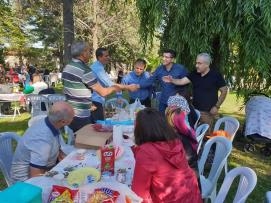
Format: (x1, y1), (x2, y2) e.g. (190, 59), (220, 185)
(11, 101), (75, 183)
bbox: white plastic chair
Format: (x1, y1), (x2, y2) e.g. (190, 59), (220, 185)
(105, 98), (129, 110)
(196, 123), (209, 153)
(28, 114), (47, 127)
(213, 116), (240, 173)
(266, 191), (271, 203)
(0, 132), (21, 186)
(214, 167), (257, 203)
(25, 94), (49, 117)
(198, 136), (232, 203)
(47, 94), (66, 107)
(194, 109), (201, 128)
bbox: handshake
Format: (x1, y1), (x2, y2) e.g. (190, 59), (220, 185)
(112, 84), (140, 92)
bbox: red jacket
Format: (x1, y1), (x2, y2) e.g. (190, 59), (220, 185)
(132, 139), (202, 203)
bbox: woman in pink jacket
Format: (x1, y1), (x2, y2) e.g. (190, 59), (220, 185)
(132, 108), (202, 203)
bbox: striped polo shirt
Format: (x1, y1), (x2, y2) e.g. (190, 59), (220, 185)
(62, 58), (97, 118)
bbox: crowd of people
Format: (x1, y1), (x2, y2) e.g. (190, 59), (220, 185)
(8, 40), (229, 203)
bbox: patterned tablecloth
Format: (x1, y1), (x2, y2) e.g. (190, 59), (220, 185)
(26, 146), (136, 202)
(245, 96), (271, 139)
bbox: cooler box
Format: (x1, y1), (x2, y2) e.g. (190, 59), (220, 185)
(0, 182), (42, 203)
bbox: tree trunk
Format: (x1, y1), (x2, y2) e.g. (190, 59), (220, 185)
(63, 0), (74, 66)
(211, 36), (221, 70)
(92, 0), (99, 61)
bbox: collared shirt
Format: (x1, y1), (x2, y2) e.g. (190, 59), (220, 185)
(62, 58), (97, 118)
(139, 63), (188, 104)
(122, 71), (152, 100)
(11, 117), (61, 183)
(90, 61), (114, 105)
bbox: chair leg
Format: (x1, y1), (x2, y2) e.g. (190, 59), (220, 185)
(224, 160), (228, 174)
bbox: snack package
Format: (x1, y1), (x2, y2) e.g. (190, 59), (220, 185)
(87, 188), (120, 203)
(100, 145), (115, 176)
(47, 185), (78, 203)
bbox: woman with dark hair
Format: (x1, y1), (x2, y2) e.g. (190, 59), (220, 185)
(132, 108), (202, 203)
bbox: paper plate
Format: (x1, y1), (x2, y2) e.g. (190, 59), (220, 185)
(67, 167), (101, 187)
(96, 145), (124, 160)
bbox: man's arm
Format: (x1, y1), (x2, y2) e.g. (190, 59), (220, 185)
(210, 86), (228, 114)
(90, 82), (121, 97)
(216, 86), (228, 108)
(162, 75), (191, 85)
(29, 167), (46, 178)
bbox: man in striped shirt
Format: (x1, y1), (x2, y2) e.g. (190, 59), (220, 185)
(62, 41), (137, 132)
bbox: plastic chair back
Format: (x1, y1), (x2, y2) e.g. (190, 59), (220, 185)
(28, 115), (47, 127)
(194, 109), (201, 128)
(265, 191), (271, 203)
(47, 94), (66, 107)
(213, 116), (240, 141)
(196, 124), (209, 153)
(198, 136), (232, 202)
(214, 167), (257, 203)
(0, 132), (21, 186)
(154, 91), (161, 109)
(25, 94), (49, 117)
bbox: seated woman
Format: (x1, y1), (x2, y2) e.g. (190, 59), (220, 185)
(132, 108), (202, 203)
(166, 94), (198, 170)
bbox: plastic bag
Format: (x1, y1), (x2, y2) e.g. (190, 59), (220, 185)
(129, 98), (145, 120)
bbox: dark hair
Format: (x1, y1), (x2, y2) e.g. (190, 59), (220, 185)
(163, 49), (177, 58)
(95, 47), (108, 59)
(134, 108), (179, 145)
(135, 58), (147, 67)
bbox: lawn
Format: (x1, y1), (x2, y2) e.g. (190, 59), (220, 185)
(0, 90), (270, 202)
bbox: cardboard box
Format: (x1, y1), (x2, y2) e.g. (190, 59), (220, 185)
(75, 124), (112, 149)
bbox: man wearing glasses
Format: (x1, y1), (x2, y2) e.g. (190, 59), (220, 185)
(135, 49), (188, 114)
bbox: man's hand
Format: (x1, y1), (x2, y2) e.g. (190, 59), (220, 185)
(58, 149), (66, 161)
(127, 84), (139, 92)
(111, 84), (123, 92)
(162, 75), (173, 83)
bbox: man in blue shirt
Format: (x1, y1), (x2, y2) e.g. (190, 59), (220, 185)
(136, 49), (188, 114)
(90, 47), (137, 122)
(122, 59), (152, 107)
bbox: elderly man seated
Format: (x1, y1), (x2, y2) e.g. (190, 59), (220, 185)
(11, 101), (74, 183)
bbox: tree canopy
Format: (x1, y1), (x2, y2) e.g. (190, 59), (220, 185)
(136, 0), (271, 96)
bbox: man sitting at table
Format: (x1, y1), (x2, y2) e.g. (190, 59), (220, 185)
(10, 101), (74, 183)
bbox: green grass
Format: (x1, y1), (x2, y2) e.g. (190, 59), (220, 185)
(0, 90), (270, 202)
(219, 92), (271, 202)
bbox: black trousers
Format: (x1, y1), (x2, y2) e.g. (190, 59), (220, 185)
(129, 98), (151, 108)
(68, 116), (93, 133)
(90, 101), (104, 123)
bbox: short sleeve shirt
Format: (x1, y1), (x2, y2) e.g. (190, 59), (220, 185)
(187, 69), (226, 111)
(11, 117), (61, 182)
(62, 58), (97, 117)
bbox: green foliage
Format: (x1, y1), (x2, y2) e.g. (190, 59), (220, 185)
(136, 0), (271, 97)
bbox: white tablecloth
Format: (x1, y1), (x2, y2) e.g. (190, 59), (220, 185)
(245, 96), (271, 139)
(0, 93), (25, 101)
(26, 146), (136, 202)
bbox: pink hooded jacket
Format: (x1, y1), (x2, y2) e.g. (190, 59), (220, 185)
(132, 139), (202, 203)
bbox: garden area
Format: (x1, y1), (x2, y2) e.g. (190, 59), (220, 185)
(0, 89), (270, 202)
